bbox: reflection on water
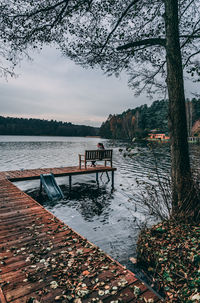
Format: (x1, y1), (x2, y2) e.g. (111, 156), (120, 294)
(0, 136), (200, 269)
(26, 173), (140, 266)
(31, 183), (112, 221)
(63, 184), (112, 221)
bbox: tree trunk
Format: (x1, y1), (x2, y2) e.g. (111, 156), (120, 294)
(164, 0), (199, 220)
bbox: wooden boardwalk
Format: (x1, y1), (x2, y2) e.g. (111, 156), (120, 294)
(0, 167), (163, 303)
(0, 166), (116, 182)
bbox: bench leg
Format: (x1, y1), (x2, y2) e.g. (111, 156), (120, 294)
(106, 171), (110, 182)
(96, 172), (99, 188)
(79, 155), (81, 169)
(111, 171), (114, 190)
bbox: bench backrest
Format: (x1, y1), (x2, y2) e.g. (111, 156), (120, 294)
(85, 149), (112, 161)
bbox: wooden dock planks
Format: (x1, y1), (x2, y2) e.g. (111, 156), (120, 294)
(0, 168), (163, 302)
(1, 166), (116, 182)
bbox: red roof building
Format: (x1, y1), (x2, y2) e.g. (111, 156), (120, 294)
(148, 133), (170, 140)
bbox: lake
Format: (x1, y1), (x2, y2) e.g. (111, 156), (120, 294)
(0, 136), (199, 270)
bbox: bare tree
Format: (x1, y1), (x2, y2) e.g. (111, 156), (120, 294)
(0, 41), (16, 78)
(1, 0), (200, 221)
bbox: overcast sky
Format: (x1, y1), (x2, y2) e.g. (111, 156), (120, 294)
(0, 46), (198, 127)
(0, 46), (153, 127)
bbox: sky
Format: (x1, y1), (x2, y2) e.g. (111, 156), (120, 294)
(0, 46), (199, 127)
(0, 46), (152, 127)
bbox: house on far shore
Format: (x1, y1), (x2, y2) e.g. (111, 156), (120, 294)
(148, 133), (170, 141)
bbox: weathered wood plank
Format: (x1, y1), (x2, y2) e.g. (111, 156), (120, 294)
(3, 165), (116, 182)
(0, 170), (163, 303)
(0, 287), (7, 303)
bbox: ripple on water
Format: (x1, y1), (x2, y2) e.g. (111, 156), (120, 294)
(1, 136), (199, 268)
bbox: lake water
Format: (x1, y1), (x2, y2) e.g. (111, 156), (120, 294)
(0, 136), (199, 270)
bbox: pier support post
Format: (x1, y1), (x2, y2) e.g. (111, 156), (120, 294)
(111, 171), (114, 190)
(96, 172), (99, 187)
(69, 175), (72, 191)
(39, 179), (42, 194)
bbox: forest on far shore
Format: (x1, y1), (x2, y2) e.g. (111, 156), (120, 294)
(0, 116), (99, 137)
(1, 98), (200, 139)
(100, 98), (200, 139)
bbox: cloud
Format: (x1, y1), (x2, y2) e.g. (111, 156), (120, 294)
(0, 46), (152, 126)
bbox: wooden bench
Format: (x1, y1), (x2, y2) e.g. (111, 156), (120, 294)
(79, 149), (113, 169)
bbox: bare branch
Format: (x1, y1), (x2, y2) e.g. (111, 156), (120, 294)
(50, 1), (70, 28)
(141, 2), (163, 29)
(100, 0), (140, 53)
(132, 61), (166, 95)
(181, 19), (200, 47)
(0, 65), (15, 78)
(184, 50), (200, 66)
(13, 0), (68, 19)
(181, 34), (200, 39)
(179, 0), (196, 19)
(117, 38), (166, 51)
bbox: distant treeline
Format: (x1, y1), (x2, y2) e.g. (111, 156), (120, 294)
(100, 98), (200, 139)
(0, 116), (99, 137)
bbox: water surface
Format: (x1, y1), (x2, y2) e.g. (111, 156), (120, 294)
(0, 136), (199, 269)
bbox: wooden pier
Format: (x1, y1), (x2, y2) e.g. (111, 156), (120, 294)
(0, 166), (116, 191)
(0, 166), (163, 303)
